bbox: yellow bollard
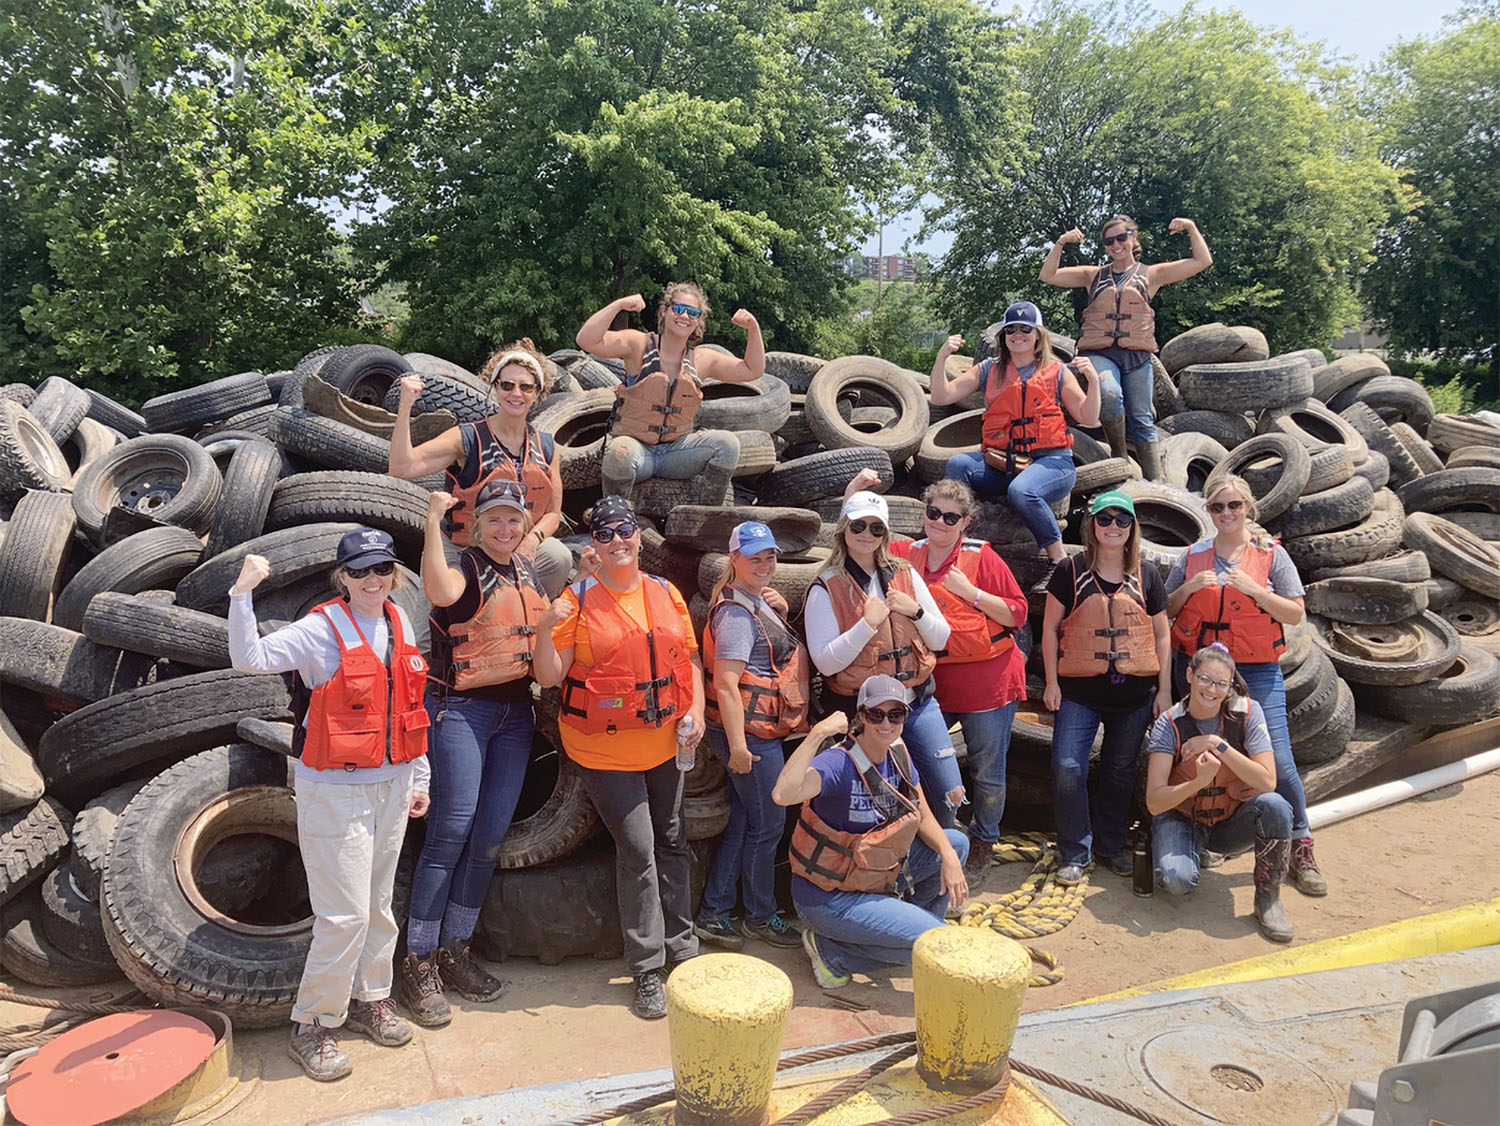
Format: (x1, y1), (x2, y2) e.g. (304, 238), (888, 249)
(912, 926), (1031, 1092)
(666, 952), (793, 1126)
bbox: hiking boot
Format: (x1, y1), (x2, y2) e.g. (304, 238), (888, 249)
(289, 1022), (352, 1082)
(964, 833), (992, 878)
(693, 913), (746, 951)
(739, 911), (801, 949)
(1253, 837), (1294, 943)
(346, 997), (412, 1047)
(1055, 864), (1086, 886)
(1289, 837), (1328, 897)
(632, 969), (668, 1020)
(436, 938), (505, 1002)
(399, 952), (452, 1028)
(801, 928), (850, 990)
(1097, 852), (1133, 877)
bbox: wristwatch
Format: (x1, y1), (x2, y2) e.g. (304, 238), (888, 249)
(912, 607), (925, 621)
(1216, 739), (1232, 756)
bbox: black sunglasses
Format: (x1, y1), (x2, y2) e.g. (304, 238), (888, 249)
(847, 519), (887, 537)
(1103, 231), (1135, 246)
(1094, 511), (1134, 528)
(494, 378), (538, 394)
(925, 505), (964, 526)
(345, 561), (396, 578)
(1003, 324), (1034, 336)
(592, 522), (639, 543)
(1207, 500), (1245, 514)
(860, 705), (908, 725)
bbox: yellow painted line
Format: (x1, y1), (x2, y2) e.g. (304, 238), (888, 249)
(1072, 897), (1500, 1006)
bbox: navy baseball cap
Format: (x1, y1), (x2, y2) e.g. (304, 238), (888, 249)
(1001, 301), (1043, 330)
(336, 527), (399, 570)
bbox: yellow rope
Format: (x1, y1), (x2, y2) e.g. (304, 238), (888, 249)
(951, 834), (1087, 986)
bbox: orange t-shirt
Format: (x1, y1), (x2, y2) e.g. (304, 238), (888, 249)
(552, 578), (699, 771)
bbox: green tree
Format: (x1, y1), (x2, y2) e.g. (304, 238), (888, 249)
(930, 2), (1401, 352)
(1362, 6), (1500, 380)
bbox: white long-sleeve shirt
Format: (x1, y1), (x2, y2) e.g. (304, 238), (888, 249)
(228, 592), (430, 791)
(804, 563), (951, 678)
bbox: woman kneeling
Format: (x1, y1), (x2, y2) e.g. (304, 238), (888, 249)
(1144, 644), (1295, 943)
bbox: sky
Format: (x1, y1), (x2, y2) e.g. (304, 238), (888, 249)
(863, 0), (1463, 258)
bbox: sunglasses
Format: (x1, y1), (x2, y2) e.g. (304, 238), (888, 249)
(669, 302), (704, 320)
(494, 379), (539, 394)
(925, 506), (964, 526)
(860, 705), (908, 725)
(592, 522), (639, 543)
(1003, 324), (1035, 336)
(1103, 231), (1135, 246)
(847, 519), (887, 537)
(1094, 511), (1134, 528)
(1207, 500), (1245, 514)
(345, 561), (396, 579)
(1195, 674), (1232, 692)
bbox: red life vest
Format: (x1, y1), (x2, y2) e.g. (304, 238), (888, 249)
(1077, 264), (1158, 353)
(444, 421), (556, 548)
(299, 599), (429, 771)
(609, 333), (703, 445)
(559, 575), (696, 735)
(1165, 701), (1260, 826)
(979, 360), (1073, 464)
(788, 739), (922, 894)
(702, 587), (810, 739)
(1170, 540), (1286, 663)
(438, 551), (551, 691)
(905, 538), (1015, 665)
(1057, 562), (1160, 678)
(813, 564), (936, 697)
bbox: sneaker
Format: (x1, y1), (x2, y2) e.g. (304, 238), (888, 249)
(289, 1022), (352, 1082)
(801, 928), (850, 990)
(1096, 852), (1133, 877)
(1054, 864), (1085, 886)
(436, 938), (505, 1002)
(964, 833), (993, 878)
(346, 997), (413, 1047)
(632, 969), (668, 1020)
(399, 952), (452, 1028)
(739, 911), (801, 949)
(693, 913), (746, 950)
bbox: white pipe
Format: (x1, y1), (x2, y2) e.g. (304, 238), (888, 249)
(1306, 746), (1500, 831)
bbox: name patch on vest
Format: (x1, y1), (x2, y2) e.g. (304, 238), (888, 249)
(598, 697), (625, 709)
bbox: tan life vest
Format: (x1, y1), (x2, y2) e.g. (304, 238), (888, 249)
(905, 538), (1016, 665)
(608, 332), (704, 445)
(1165, 700), (1261, 826)
(442, 552), (551, 691)
(814, 564), (936, 697)
(788, 739), (922, 894)
(1057, 561), (1160, 678)
(444, 422), (556, 548)
(1077, 264), (1158, 353)
(702, 587), (810, 739)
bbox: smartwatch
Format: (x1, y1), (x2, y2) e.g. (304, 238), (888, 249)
(912, 607), (925, 621)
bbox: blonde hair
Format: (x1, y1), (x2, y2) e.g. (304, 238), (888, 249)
(331, 563), (406, 595)
(920, 479), (977, 520)
(1101, 215), (1143, 260)
(827, 513), (899, 577)
(478, 338), (549, 397)
(708, 555), (736, 604)
(657, 282), (710, 346)
(1082, 503), (1142, 575)
(474, 503), (535, 539)
(1201, 472), (1273, 549)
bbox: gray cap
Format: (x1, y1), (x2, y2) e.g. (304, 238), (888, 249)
(857, 674), (912, 710)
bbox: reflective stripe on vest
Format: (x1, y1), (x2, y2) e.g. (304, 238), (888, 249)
(608, 333), (704, 445)
(444, 421), (556, 548)
(1165, 701), (1257, 826)
(788, 740), (922, 894)
(1077, 264), (1158, 353)
(442, 552), (551, 690)
(1170, 540), (1287, 663)
(1056, 564), (1160, 677)
(702, 587), (811, 739)
(814, 565), (937, 697)
(906, 538), (1016, 664)
(979, 360), (1073, 458)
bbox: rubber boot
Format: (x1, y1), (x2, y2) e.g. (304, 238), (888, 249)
(1253, 837), (1294, 943)
(695, 463), (735, 506)
(1101, 413), (1128, 459)
(1136, 439), (1162, 482)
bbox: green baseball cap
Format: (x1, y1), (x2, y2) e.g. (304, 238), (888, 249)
(1089, 490), (1136, 516)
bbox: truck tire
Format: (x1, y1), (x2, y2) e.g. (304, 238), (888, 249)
(1403, 512), (1500, 599)
(1177, 355), (1313, 414)
(176, 523), (361, 612)
(82, 592), (232, 668)
(72, 435), (222, 545)
(142, 372), (272, 434)
(1310, 610), (1461, 687)
(0, 401), (72, 498)
(0, 490), (77, 621)
(53, 525), (205, 631)
(203, 439), (283, 558)
(70, 778), (151, 902)
(0, 797), (72, 910)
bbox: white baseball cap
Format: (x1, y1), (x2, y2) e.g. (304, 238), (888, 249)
(842, 491), (889, 525)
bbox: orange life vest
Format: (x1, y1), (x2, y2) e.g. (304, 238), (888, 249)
(609, 333), (703, 445)
(1165, 701), (1260, 826)
(297, 599), (430, 771)
(905, 538), (1015, 665)
(444, 421), (556, 548)
(1057, 563), (1160, 678)
(979, 360), (1073, 465)
(438, 551), (551, 691)
(814, 564), (936, 697)
(1077, 264), (1158, 353)
(559, 575), (696, 735)
(789, 739), (922, 894)
(1170, 540), (1286, 663)
(702, 587), (810, 739)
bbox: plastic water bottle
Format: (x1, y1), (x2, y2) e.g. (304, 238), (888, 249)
(675, 716), (696, 772)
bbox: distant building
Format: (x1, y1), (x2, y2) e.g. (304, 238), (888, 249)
(834, 254), (866, 278)
(835, 254), (920, 282)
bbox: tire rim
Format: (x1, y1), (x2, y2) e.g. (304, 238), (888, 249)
(98, 449), (192, 515)
(18, 414), (63, 479)
(346, 368), (399, 407)
(1443, 600), (1499, 635)
(1328, 621), (1423, 663)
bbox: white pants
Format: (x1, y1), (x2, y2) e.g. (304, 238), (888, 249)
(292, 768), (414, 1027)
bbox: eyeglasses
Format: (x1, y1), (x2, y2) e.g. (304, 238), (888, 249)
(1094, 511), (1134, 528)
(669, 302), (704, 320)
(495, 379), (539, 394)
(1207, 500), (1245, 514)
(1194, 674), (1232, 692)
(1103, 231), (1135, 246)
(345, 561), (396, 579)
(847, 519), (888, 537)
(925, 506), (964, 526)
(592, 521), (639, 543)
(860, 705), (908, 725)
(1003, 324), (1034, 336)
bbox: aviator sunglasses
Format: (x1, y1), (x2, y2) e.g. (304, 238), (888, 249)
(592, 521), (640, 543)
(1093, 510), (1134, 528)
(860, 705), (908, 725)
(345, 561), (396, 579)
(925, 505), (964, 526)
(847, 518), (887, 537)
(1207, 499), (1245, 514)
(1003, 324), (1034, 336)
(1103, 231), (1136, 246)
(669, 302), (704, 320)
(494, 378), (539, 394)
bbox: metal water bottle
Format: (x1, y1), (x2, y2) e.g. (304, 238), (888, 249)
(1131, 819), (1154, 898)
(675, 716), (696, 772)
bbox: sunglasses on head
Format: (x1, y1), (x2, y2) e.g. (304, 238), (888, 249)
(847, 518), (887, 537)
(860, 705), (908, 725)
(494, 378), (538, 394)
(1094, 510), (1134, 528)
(1003, 324), (1035, 336)
(592, 522), (639, 544)
(1103, 231), (1135, 246)
(1207, 499), (1245, 514)
(669, 302), (704, 320)
(925, 505), (964, 526)
(345, 561), (396, 579)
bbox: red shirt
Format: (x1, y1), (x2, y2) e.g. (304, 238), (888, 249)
(890, 539), (1027, 714)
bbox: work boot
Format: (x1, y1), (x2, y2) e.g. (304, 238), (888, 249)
(964, 831), (992, 878)
(1136, 439), (1162, 482)
(694, 463), (735, 506)
(1101, 413), (1129, 459)
(399, 952), (452, 1027)
(436, 937), (505, 1003)
(346, 997), (413, 1047)
(288, 1022), (352, 1082)
(1289, 836), (1329, 897)
(1252, 837), (1294, 943)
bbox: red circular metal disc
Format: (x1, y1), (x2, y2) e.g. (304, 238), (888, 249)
(7, 1010), (217, 1126)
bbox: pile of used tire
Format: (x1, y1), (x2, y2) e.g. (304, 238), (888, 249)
(1, 331), (1496, 1023)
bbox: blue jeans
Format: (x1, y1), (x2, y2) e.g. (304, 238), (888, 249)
(409, 695), (535, 921)
(902, 693), (964, 830)
(1083, 352), (1157, 443)
(943, 450), (1074, 549)
(1152, 793), (1294, 896)
(1051, 696), (1154, 868)
(701, 728), (785, 922)
(948, 702), (1018, 844)
(601, 429), (740, 493)
(1173, 655), (1310, 838)
(792, 830), (969, 976)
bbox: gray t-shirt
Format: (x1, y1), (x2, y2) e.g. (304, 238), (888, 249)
(1147, 699), (1271, 758)
(1165, 541), (1305, 599)
(709, 596), (775, 676)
